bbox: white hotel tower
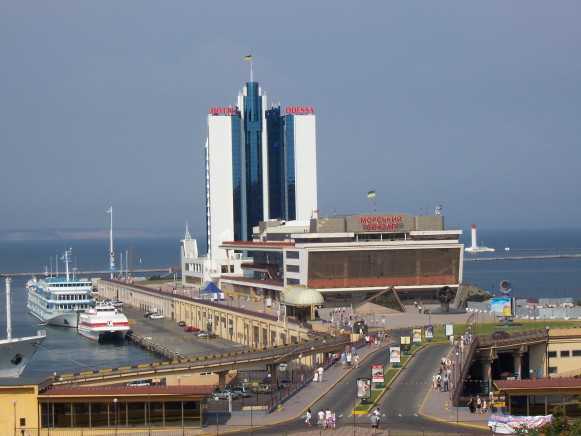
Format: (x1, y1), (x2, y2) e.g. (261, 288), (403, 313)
(181, 80), (318, 285)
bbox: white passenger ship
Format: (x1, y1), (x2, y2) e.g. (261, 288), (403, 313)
(27, 248), (94, 328)
(78, 303), (130, 342)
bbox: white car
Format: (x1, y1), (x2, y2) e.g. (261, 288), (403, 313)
(149, 313), (165, 320)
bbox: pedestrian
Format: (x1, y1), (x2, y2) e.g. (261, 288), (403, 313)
(443, 374), (449, 392)
(371, 413), (380, 435)
(318, 409), (325, 428)
(376, 336), (381, 348)
(327, 412), (334, 430)
(476, 395), (482, 413)
(305, 409), (312, 427)
(418, 305), (422, 314)
(317, 365), (324, 382)
(325, 408), (332, 429)
(365, 334), (370, 346)
(483, 399), (488, 413)
(313, 369), (318, 382)
(346, 352), (352, 368)
(354, 354), (360, 368)
(341, 353), (346, 367)
(331, 411), (337, 429)
(468, 395), (475, 413)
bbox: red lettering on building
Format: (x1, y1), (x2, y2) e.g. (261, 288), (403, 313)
(360, 216), (403, 230)
(285, 107), (315, 115)
(210, 107), (237, 115)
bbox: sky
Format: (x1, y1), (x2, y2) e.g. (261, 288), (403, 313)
(1, 1), (580, 239)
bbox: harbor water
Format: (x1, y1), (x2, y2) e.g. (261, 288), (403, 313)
(0, 229), (580, 377)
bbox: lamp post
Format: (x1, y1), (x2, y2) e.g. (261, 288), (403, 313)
(13, 400), (16, 436)
(113, 398), (118, 435)
(546, 326), (551, 378)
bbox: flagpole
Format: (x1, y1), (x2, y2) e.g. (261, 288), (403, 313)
(250, 58), (253, 82)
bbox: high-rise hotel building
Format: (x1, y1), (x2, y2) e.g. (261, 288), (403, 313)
(181, 80), (318, 285)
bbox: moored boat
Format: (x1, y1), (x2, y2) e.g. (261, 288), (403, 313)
(77, 303), (130, 343)
(27, 248), (94, 328)
(1, 277), (46, 378)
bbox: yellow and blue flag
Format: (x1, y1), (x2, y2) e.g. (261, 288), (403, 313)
(245, 55), (252, 60)
(367, 190), (376, 198)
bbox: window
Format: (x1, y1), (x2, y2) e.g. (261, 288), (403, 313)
(286, 264), (300, 273)
(287, 278), (300, 285)
(286, 251), (299, 259)
(572, 350), (581, 357)
(548, 351), (557, 358)
(561, 350), (570, 357)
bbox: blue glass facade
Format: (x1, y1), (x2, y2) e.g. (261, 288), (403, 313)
(231, 116), (242, 241)
(242, 82), (264, 240)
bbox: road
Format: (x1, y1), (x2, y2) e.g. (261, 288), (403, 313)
(233, 341), (489, 435)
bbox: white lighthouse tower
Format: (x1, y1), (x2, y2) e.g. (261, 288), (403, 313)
(465, 224), (494, 252)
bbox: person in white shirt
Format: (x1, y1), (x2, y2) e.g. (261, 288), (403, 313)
(317, 365), (324, 382)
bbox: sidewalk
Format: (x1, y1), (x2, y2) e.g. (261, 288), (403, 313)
(419, 386), (490, 431)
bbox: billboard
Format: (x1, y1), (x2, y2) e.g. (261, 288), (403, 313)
(371, 364), (384, 383)
(357, 378), (371, 398)
(389, 346), (401, 363)
(412, 328), (422, 343)
(490, 298), (515, 316)
(400, 336), (411, 351)
(424, 325), (434, 339)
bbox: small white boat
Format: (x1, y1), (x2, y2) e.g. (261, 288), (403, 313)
(77, 303), (130, 343)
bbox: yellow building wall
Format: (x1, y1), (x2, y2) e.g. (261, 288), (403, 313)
(0, 386), (39, 434)
(548, 327), (581, 377)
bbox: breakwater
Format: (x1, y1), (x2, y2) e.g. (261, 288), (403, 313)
(465, 254), (581, 262)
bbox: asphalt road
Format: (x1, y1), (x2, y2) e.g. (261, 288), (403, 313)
(233, 340), (490, 435)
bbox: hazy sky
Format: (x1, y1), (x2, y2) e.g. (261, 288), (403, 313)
(1, 1), (580, 237)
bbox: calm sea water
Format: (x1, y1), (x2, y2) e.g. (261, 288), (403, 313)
(1, 229), (580, 376)
(0, 236), (182, 377)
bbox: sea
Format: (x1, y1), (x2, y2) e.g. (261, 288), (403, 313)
(0, 228), (580, 377)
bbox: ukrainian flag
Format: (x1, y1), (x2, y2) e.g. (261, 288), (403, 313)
(367, 190), (376, 198)
(245, 55), (252, 60)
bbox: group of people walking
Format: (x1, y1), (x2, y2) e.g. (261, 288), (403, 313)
(467, 394), (491, 414)
(305, 408), (337, 430)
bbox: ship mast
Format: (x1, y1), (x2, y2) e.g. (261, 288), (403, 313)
(5, 277), (12, 340)
(107, 207), (115, 279)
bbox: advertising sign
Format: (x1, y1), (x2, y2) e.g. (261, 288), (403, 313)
(356, 378), (371, 398)
(400, 336), (411, 351)
(424, 325), (434, 339)
(412, 328), (422, 343)
(389, 346), (401, 363)
(445, 324), (454, 337)
(487, 414), (553, 434)
(490, 298), (514, 316)
(371, 364), (385, 383)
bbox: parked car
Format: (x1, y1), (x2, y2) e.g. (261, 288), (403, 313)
(492, 331), (510, 340)
(149, 313), (165, 320)
(252, 384), (272, 394)
(197, 331), (217, 339)
(178, 321), (186, 327)
(144, 312), (154, 318)
(184, 326), (200, 332)
(211, 390), (240, 400)
(278, 379), (293, 390)
(229, 386), (251, 397)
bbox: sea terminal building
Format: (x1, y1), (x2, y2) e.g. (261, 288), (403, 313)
(218, 212), (464, 314)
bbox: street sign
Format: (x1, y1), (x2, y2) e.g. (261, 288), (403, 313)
(278, 363), (287, 371)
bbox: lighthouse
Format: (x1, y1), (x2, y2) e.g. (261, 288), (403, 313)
(465, 224), (494, 252)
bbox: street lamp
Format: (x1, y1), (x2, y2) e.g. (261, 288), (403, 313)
(113, 398), (118, 435)
(13, 400), (16, 436)
(546, 326), (551, 378)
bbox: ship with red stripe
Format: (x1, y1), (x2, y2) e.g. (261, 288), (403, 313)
(77, 303), (130, 343)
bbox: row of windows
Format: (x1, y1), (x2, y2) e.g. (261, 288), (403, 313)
(548, 350), (581, 358)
